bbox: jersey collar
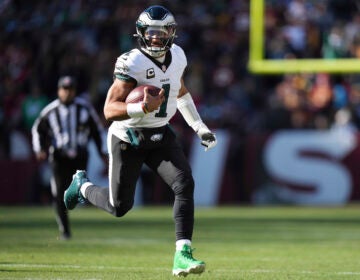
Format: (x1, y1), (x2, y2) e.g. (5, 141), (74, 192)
(140, 48), (172, 73)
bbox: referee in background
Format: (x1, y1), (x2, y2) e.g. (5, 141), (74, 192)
(32, 75), (107, 240)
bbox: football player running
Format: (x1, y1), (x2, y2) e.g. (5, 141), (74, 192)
(64, 5), (216, 277)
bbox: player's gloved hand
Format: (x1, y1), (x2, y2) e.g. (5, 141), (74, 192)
(197, 126), (217, 152)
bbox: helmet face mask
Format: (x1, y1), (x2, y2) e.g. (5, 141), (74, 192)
(135, 6), (177, 58)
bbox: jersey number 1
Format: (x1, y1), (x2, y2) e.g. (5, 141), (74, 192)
(155, 84), (170, 118)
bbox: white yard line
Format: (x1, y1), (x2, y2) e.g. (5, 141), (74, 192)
(2, 263), (360, 276)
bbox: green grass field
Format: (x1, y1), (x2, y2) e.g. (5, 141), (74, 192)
(1, 205), (360, 279)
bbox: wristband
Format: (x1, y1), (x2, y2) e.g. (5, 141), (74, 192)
(127, 103), (146, 118)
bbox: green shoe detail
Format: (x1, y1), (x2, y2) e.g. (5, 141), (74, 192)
(172, 244), (205, 277)
(64, 170), (88, 210)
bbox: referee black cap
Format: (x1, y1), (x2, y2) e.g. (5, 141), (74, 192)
(58, 76), (76, 89)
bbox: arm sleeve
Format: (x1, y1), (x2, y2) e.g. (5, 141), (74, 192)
(177, 93), (209, 132)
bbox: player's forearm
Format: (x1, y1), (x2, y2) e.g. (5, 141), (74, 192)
(103, 86), (131, 121)
(176, 92), (208, 132)
(177, 92), (217, 151)
(103, 102), (130, 121)
(104, 78), (138, 121)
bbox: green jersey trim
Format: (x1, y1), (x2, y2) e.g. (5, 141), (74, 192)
(115, 74), (137, 84)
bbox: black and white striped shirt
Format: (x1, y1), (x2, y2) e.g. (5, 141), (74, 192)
(32, 97), (105, 158)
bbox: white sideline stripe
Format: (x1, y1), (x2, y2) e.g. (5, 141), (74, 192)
(2, 264), (360, 276)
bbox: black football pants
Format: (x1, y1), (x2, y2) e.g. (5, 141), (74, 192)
(50, 153), (88, 237)
(85, 132), (195, 241)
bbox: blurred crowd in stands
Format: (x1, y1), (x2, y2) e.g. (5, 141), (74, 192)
(1, 0), (360, 160)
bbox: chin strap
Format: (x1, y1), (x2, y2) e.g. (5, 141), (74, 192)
(141, 47), (166, 58)
(177, 93), (217, 151)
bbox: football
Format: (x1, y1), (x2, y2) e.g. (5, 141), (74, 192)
(125, 85), (161, 103)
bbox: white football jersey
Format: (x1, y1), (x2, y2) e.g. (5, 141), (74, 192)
(109, 43), (187, 142)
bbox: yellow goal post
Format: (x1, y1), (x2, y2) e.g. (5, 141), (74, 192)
(248, 0), (360, 74)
